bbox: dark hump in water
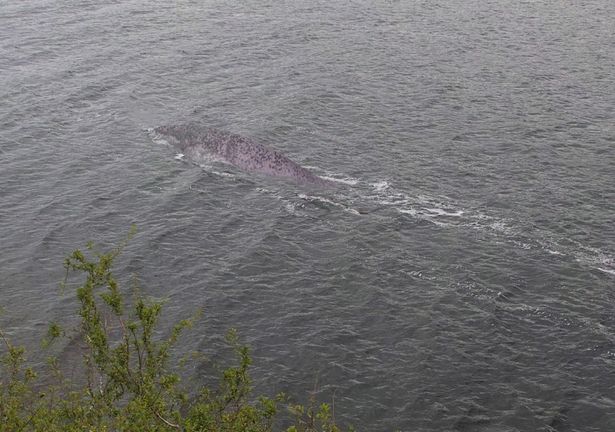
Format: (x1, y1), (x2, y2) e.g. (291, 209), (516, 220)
(154, 124), (335, 187)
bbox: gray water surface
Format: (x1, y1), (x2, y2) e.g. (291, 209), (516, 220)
(2, 1), (615, 430)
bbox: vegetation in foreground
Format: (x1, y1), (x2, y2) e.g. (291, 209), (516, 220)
(0, 235), (350, 431)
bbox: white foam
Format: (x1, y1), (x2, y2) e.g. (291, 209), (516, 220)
(300, 166), (359, 185)
(488, 221), (514, 234)
(320, 175), (359, 185)
(211, 170), (235, 178)
(378, 198), (409, 206)
(284, 202), (302, 216)
(174, 153), (185, 160)
(424, 207), (464, 217)
(398, 208), (418, 216)
(370, 180), (390, 192)
(345, 207), (361, 215)
(511, 240), (532, 250)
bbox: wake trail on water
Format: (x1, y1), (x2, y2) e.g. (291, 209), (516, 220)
(275, 167), (615, 278)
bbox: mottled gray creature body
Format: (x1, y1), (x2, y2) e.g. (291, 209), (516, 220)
(154, 124), (332, 186)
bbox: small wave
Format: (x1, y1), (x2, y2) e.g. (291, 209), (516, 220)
(397, 208), (417, 216)
(210, 170), (235, 178)
(298, 193), (361, 215)
(423, 207), (464, 217)
(396, 208), (451, 227)
(378, 198), (409, 205)
(301, 166), (359, 186)
(597, 267), (615, 276)
(320, 175), (359, 186)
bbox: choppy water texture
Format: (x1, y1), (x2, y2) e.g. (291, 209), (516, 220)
(2, 1), (615, 430)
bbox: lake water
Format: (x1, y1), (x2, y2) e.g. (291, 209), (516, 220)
(1, 1), (615, 430)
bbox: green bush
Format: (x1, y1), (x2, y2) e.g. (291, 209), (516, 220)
(0, 235), (350, 432)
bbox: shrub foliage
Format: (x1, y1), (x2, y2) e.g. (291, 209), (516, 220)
(0, 237), (348, 432)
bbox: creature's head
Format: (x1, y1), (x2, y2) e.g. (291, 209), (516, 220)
(153, 125), (184, 149)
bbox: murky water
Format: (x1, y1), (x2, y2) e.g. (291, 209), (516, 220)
(1, 1), (615, 430)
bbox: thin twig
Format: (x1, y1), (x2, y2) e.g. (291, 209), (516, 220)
(130, 327), (143, 379)
(332, 389), (336, 424)
(0, 329), (12, 350)
(155, 411), (181, 430)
